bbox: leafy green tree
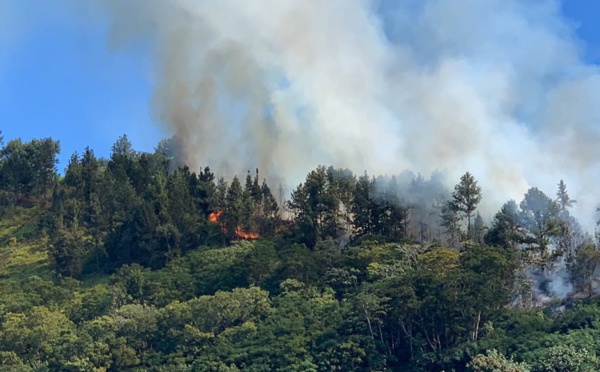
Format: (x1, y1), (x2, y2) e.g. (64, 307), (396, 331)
(458, 245), (519, 341)
(0, 137), (59, 202)
(526, 344), (600, 372)
(353, 283), (389, 345)
(0, 307), (78, 367)
(111, 303), (160, 366)
(238, 240), (280, 286)
(0, 139), (31, 197)
(468, 349), (530, 372)
(386, 247), (462, 354)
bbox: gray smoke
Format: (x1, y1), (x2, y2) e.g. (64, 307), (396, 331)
(97, 0), (600, 227)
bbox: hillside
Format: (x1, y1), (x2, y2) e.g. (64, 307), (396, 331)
(0, 134), (600, 371)
(0, 207), (50, 281)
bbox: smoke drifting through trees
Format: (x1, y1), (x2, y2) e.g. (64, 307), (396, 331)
(97, 0), (600, 226)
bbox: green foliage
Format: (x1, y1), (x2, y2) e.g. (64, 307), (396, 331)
(449, 171), (483, 239)
(2, 133), (600, 371)
(468, 349), (530, 372)
(518, 187), (562, 263)
(485, 200), (520, 248)
(526, 344), (600, 372)
(49, 227), (92, 278)
(288, 166), (357, 248)
(0, 137), (60, 204)
(569, 243), (600, 297)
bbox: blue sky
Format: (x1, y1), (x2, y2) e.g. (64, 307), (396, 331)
(0, 1), (599, 171)
(0, 1), (163, 168)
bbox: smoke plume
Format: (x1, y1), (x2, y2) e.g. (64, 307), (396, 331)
(99, 0), (600, 226)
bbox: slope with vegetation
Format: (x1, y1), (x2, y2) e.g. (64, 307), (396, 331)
(1, 131), (600, 371)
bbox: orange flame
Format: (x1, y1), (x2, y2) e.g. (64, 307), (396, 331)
(208, 210), (260, 240)
(235, 227), (260, 240)
(209, 210), (223, 223)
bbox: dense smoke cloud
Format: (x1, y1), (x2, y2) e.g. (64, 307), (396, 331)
(100, 0), (600, 226)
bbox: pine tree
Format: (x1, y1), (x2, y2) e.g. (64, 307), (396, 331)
(441, 201), (461, 246)
(351, 172), (375, 236)
(49, 226), (91, 278)
(485, 200), (521, 249)
(556, 179), (576, 212)
(519, 187), (562, 264)
(473, 212), (485, 244)
(287, 166), (331, 248)
(224, 176), (244, 241)
(450, 172), (482, 239)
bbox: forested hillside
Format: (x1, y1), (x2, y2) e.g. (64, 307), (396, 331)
(2, 132), (600, 371)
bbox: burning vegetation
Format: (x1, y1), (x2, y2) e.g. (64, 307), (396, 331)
(208, 210), (223, 224)
(209, 210), (261, 240)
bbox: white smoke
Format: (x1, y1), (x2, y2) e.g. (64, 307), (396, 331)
(95, 0), (600, 228)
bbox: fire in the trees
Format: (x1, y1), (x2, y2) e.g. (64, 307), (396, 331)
(209, 211), (260, 240)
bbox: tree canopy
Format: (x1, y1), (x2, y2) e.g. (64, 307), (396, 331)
(0, 133), (597, 371)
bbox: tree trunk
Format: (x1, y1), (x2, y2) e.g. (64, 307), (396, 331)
(472, 311), (481, 341)
(467, 212), (471, 239)
(364, 308), (375, 343)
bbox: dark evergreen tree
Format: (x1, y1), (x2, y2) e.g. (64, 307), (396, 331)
(519, 187), (562, 264)
(351, 172), (376, 237)
(485, 200), (521, 248)
(99, 167), (139, 233)
(288, 166), (337, 248)
(31, 138), (61, 197)
(556, 179), (576, 212)
(194, 166), (216, 217)
(258, 179), (280, 236)
(372, 199), (408, 241)
(49, 226), (90, 278)
(450, 172), (482, 238)
(441, 201), (461, 246)
(166, 168), (195, 233)
(472, 212), (486, 244)
(224, 176), (244, 242)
